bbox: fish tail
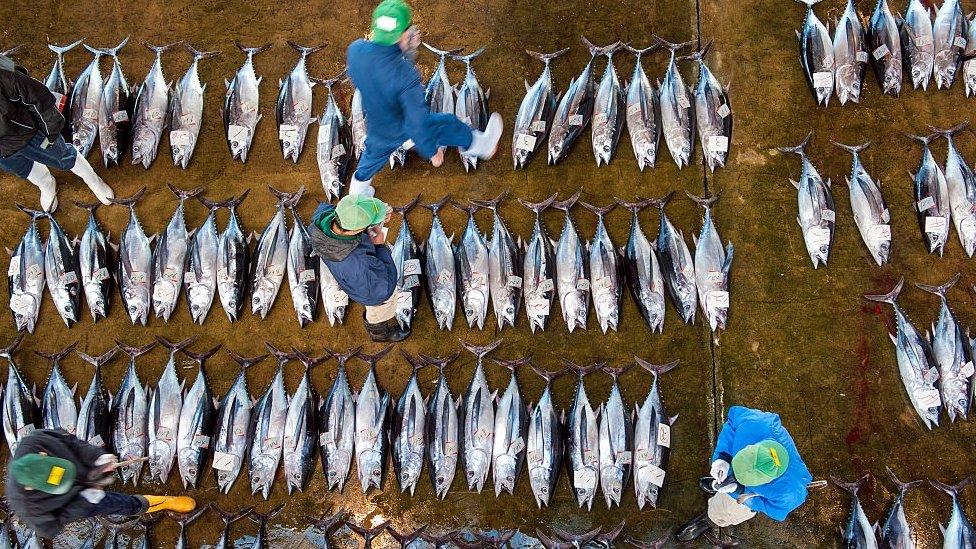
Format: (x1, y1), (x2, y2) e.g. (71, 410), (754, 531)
(89, 36), (129, 57)
(293, 347), (330, 370)
(34, 342), (79, 364)
(388, 525), (427, 546)
(418, 350), (462, 372)
(451, 46), (486, 64)
(831, 140), (871, 156)
(185, 43), (221, 60)
(422, 195), (452, 215)
(645, 190), (676, 212)
(552, 189), (583, 212)
(226, 350), (267, 370)
(863, 277), (905, 305)
(268, 185), (305, 208)
(286, 40), (328, 58)
(357, 344), (396, 367)
(677, 40), (713, 62)
(518, 193), (558, 215)
(166, 507), (207, 527)
(143, 40), (184, 57)
(602, 363), (633, 381)
(199, 188), (251, 210)
(635, 356), (680, 376)
(561, 358), (604, 377)
(15, 203), (48, 219)
(248, 503), (286, 526)
(450, 199), (483, 215)
(334, 345), (364, 367)
(209, 502), (253, 524)
(830, 474), (869, 495)
(423, 43), (464, 58)
(155, 336), (198, 354)
(928, 120), (970, 139)
(399, 349), (429, 372)
(686, 191), (720, 209)
(776, 132), (813, 156)
(264, 342), (296, 365)
(581, 36), (619, 57)
(76, 346), (120, 369)
(653, 35), (696, 52)
(167, 183), (204, 202)
(114, 339), (158, 359)
(580, 201), (617, 218)
(49, 38), (86, 56)
(930, 477), (973, 497)
(493, 355), (533, 373)
(393, 195), (422, 216)
(310, 67), (348, 89)
(1, 45), (24, 57)
(71, 200), (103, 213)
(795, 0), (824, 5)
(470, 189), (511, 210)
(886, 466), (923, 492)
(235, 41), (273, 57)
(526, 47), (571, 65)
(904, 132), (936, 148)
(108, 186), (148, 208)
(622, 43), (659, 58)
(311, 508), (348, 535)
(0, 334), (22, 360)
(552, 525), (603, 546)
(915, 273), (961, 298)
(531, 365), (566, 384)
(460, 339), (503, 359)
(184, 344), (223, 364)
(614, 197), (656, 213)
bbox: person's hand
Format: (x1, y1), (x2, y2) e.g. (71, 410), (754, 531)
(430, 147), (444, 167)
(88, 454), (118, 488)
(405, 26), (421, 52)
(368, 225), (387, 245)
(710, 459), (730, 483)
(382, 205), (392, 225)
(714, 480), (738, 493)
(94, 454), (118, 472)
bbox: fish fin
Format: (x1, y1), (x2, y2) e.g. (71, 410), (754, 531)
(824, 177), (832, 188)
(524, 80), (531, 92)
(915, 273), (961, 298)
(864, 277), (905, 305)
(224, 78), (230, 89)
(789, 178), (800, 190)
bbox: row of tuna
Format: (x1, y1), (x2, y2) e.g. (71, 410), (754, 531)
(0, 336), (679, 510)
(796, 0), (976, 105)
(7, 185), (733, 334)
(778, 124), (976, 269)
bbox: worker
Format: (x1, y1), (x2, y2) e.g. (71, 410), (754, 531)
(307, 193), (407, 342)
(4, 429), (195, 539)
(346, 0), (503, 197)
(0, 52), (114, 212)
(675, 406), (813, 542)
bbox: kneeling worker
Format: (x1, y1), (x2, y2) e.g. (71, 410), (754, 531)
(308, 194), (407, 342)
(676, 406), (812, 542)
(5, 429), (195, 539)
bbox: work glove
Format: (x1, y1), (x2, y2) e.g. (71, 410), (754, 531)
(709, 459), (730, 483)
(714, 480), (739, 493)
(87, 454), (118, 488)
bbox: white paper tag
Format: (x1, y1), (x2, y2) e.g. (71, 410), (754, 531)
(967, 62), (976, 77)
(635, 447), (651, 462)
(869, 224), (891, 242)
(531, 120), (547, 133)
(83, 107), (97, 120)
(925, 216), (948, 233)
(917, 196), (936, 211)
(471, 272), (487, 287)
(627, 103), (642, 116)
(402, 258), (421, 276)
(146, 108), (164, 121)
(510, 437), (525, 455)
(528, 297), (550, 316)
(279, 124), (298, 141)
(812, 71), (832, 88)
(706, 270), (724, 282)
(152, 284), (174, 302)
(27, 263), (42, 280)
(16, 424), (35, 438)
(593, 276), (613, 293)
(821, 209), (835, 222)
(192, 435), (210, 449)
(7, 256), (19, 276)
(916, 33), (932, 47)
(573, 468), (597, 487)
(593, 112), (608, 126)
(645, 463), (667, 487)
(616, 451), (632, 465)
(157, 426), (173, 440)
(299, 269), (316, 284)
(717, 103), (731, 118)
(401, 274), (419, 289)
(569, 114), (584, 126)
(527, 449), (542, 464)
(330, 290), (349, 307)
(856, 50), (869, 63)
(317, 123), (332, 144)
(113, 110), (129, 123)
(184, 271), (197, 284)
(94, 267), (110, 281)
(576, 278), (590, 291)
(537, 278), (554, 293)
(396, 291), (412, 306)
(170, 130), (191, 147)
(332, 143), (346, 157)
(708, 135), (729, 153)
(657, 423), (672, 448)
(90, 434), (105, 447)
(961, 361), (975, 378)
(211, 451), (237, 471)
(955, 36), (967, 48)
(707, 290), (730, 309)
(808, 227), (831, 247)
(873, 44), (890, 59)
(59, 271), (78, 284)
(507, 275), (522, 288)
(515, 133), (537, 151)
(436, 269), (454, 285)
(228, 124), (250, 143)
(917, 389), (941, 408)
(180, 112), (197, 126)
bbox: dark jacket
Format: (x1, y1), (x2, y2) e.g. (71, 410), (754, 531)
(0, 55), (64, 157)
(308, 203), (398, 306)
(5, 429), (107, 538)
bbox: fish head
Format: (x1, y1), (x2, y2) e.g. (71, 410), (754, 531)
(178, 448), (200, 485)
(250, 453), (277, 492)
(465, 450), (490, 490)
(188, 285), (212, 320)
(874, 239), (891, 265)
(911, 55), (934, 87)
(10, 293), (38, 331)
(84, 285), (108, 317)
(494, 456), (517, 495)
(883, 63), (902, 93)
(123, 287), (149, 322)
(529, 466), (552, 504)
(360, 450), (384, 490)
(131, 129), (154, 161)
(433, 289), (454, 327)
(513, 146), (531, 169)
(499, 300), (517, 328)
(548, 130), (567, 164)
(463, 292), (487, 325)
(601, 469), (624, 505)
(72, 128), (94, 152)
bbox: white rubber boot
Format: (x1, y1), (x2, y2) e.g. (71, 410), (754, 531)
(70, 154), (114, 204)
(348, 175), (375, 197)
(26, 162), (58, 212)
(461, 112), (504, 160)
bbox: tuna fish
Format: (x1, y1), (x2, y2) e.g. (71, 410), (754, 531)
(216, 190), (250, 322)
(453, 201), (491, 330)
(283, 349), (324, 494)
(248, 505), (285, 549)
(96, 37), (133, 167)
(879, 467), (921, 548)
(650, 193), (697, 322)
(8, 206), (46, 333)
(131, 42), (180, 169)
(347, 521), (390, 549)
(867, 0), (903, 96)
(473, 190), (523, 331)
(916, 274), (971, 422)
(277, 42), (325, 163)
(591, 41), (625, 166)
(454, 48), (489, 171)
(285, 193), (318, 327)
(176, 345), (220, 488)
(687, 193), (733, 332)
(778, 133), (836, 268)
(319, 257), (349, 327)
(167, 508), (206, 549)
(965, 17), (976, 96)
(832, 475), (879, 549)
(460, 340), (501, 492)
(537, 527), (603, 549)
(899, 0), (935, 90)
(70, 44), (105, 156)
(520, 194), (557, 333)
(44, 39), (85, 140)
(351, 88), (366, 160)
(513, 48), (570, 169)
(425, 351), (462, 499)
(423, 197), (457, 330)
(355, 346), (392, 494)
(75, 347), (117, 450)
(796, 0), (834, 105)
(582, 202), (622, 334)
(251, 187), (299, 318)
(834, 0), (868, 103)
(553, 191), (589, 333)
(390, 197), (422, 330)
(170, 45), (220, 169)
(492, 356), (530, 497)
(215, 351), (264, 492)
(689, 44), (733, 172)
(211, 504), (253, 549)
(599, 365), (633, 508)
(314, 71), (352, 201)
(186, 196), (221, 323)
(633, 358), (677, 509)
(865, 278), (942, 429)
(153, 184), (202, 320)
(931, 478), (976, 548)
(617, 199), (666, 332)
(98, 517), (141, 549)
(906, 133), (951, 255)
(38, 343), (78, 434)
(833, 142), (891, 266)
(110, 188), (153, 325)
(564, 361), (601, 510)
(249, 344), (291, 499)
(112, 340), (155, 484)
(657, 37), (696, 168)
(394, 350), (428, 495)
(425, 44), (462, 114)
(931, 123), (976, 257)
(225, 42), (272, 162)
(932, 0), (968, 89)
(387, 525), (427, 549)
(73, 201), (113, 321)
(320, 347), (360, 492)
(148, 337), (192, 483)
(548, 38), (603, 166)
(43, 213), (81, 327)
(623, 44), (661, 171)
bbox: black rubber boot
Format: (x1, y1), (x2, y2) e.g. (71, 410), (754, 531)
(675, 512), (716, 543)
(364, 315), (411, 342)
(699, 476), (718, 494)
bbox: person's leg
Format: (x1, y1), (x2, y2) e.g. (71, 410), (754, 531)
(0, 150), (57, 211)
(676, 493), (756, 542)
(426, 112), (504, 160)
(364, 294), (410, 342)
(84, 491), (148, 517)
(36, 135), (113, 204)
(351, 145), (395, 197)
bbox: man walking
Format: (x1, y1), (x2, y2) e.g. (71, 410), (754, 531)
(346, 0), (503, 197)
(0, 51), (114, 212)
(5, 429), (195, 539)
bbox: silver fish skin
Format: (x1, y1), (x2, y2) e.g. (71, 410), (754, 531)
(548, 39), (603, 166)
(622, 47), (661, 172)
(224, 42), (272, 162)
(186, 198), (220, 324)
(216, 190), (250, 322)
(633, 358), (677, 510)
(964, 16), (976, 96)
(460, 341), (501, 493)
(112, 341), (154, 485)
(423, 197), (457, 330)
(355, 348), (392, 494)
(175, 345), (219, 488)
(834, 0), (868, 103)
(932, 0), (967, 89)
(131, 42), (179, 169)
(777, 134), (836, 268)
(899, 0), (935, 90)
(1, 338), (38, 457)
(454, 48), (489, 171)
(865, 278), (941, 429)
(492, 357), (530, 498)
(319, 257), (349, 326)
(564, 362), (601, 510)
(38, 344), (78, 435)
(582, 202), (621, 334)
(70, 45), (105, 156)
(650, 193), (697, 323)
(96, 37), (133, 168)
(598, 366), (633, 509)
(248, 504), (285, 549)
(390, 197), (422, 330)
(553, 192), (589, 333)
(618, 199), (666, 332)
(796, 0), (834, 105)
(691, 46), (733, 172)
(8, 207), (46, 333)
(520, 194), (557, 333)
(110, 189), (152, 325)
(43, 214), (81, 327)
(657, 38), (695, 168)
(879, 468), (922, 548)
(285, 202), (318, 328)
(907, 134), (951, 255)
(169, 509), (206, 549)
(153, 185), (201, 321)
(591, 41), (625, 166)
(833, 142), (891, 266)
(170, 45), (219, 169)
(425, 351), (462, 499)
(248, 347), (290, 499)
(277, 42), (325, 163)
(454, 203), (490, 330)
(424, 44), (461, 118)
(916, 274), (970, 422)
(833, 476), (879, 549)
(394, 351), (428, 495)
(211, 505), (252, 549)
(283, 351), (323, 494)
(932, 123), (976, 257)
(932, 478), (976, 548)
(867, 0), (903, 96)
(45, 39), (85, 141)
(76, 348), (117, 450)
(251, 187), (298, 318)
(320, 348), (359, 492)
(315, 73), (352, 201)
(513, 48), (570, 169)
(688, 194), (734, 332)
(474, 191), (523, 331)
(214, 352), (262, 493)
(148, 338), (192, 483)
(351, 87), (366, 159)
(74, 202), (113, 321)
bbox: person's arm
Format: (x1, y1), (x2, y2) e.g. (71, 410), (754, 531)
(49, 429), (109, 466)
(396, 68), (438, 159)
(711, 406), (745, 463)
(0, 70), (64, 139)
(349, 247), (398, 306)
(741, 485), (808, 521)
(27, 512), (64, 539)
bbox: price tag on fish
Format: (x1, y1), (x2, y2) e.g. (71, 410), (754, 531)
(872, 44), (890, 59)
(113, 110), (129, 123)
(812, 72), (832, 88)
(569, 114), (584, 126)
(515, 133), (537, 152)
(537, 278), (554, 293)
(507, 275), (523, 288)
(820, 209), (835, 222)
(808, 227), (831, 247)
(402, 259), (421, 277)
(645, 463), (667, 487)
(528, 297), (550, 316)
(156, 426), (173, 440)
(396, 291), (412, 307)
(962, 361), (975, 378)
(510, 437), (525, 455)
(528, 450), (543, 464)
(657, 423), (672, 448)
(574, 469), (597, 487)
(635, 447), (650, 462)
(869, 225), (891, 243)
(332, 143), (346, 158)
(925, 216), (947, 234)
(856, 50), (869, 63)
(593, 276), (613, 293)
(616, 451), (632, 465)
(7, 256), (19, 276)
(917, 389), (941, 409)
(707, 291), (730, 309)
(192, 435), (210, 449)
(717, 103), (731, 119)
(706, 270), (724, 282)
(471, 272), (488, 287)
(917, 196), (935, 212)
(227, 124), (250, 144)
(299, 269), (316, 284)
(16, 424), (35, 438)
(211, 451), (237, 471)
(170, 130), (191, 147)
(84, 108), (98, 121)
(89, 434), (105, 447)
(26, 264), (42, 280)
(708, 135), (729, 153)
(185, 271), (198, 284)
(577, 278), (590, 291)
(968, 62), (976, 77)
(318, 432), (331, 447)
(279, 124), (298, 142)
(531, 120), (547, 133)
(955, 36), (967, 48)
(9, 295), (33, 316)
(627, 103), (642, 116)
(593, 112), (608, 126)
(331, 291), (349, 307)
(436, 270), (454, 286)
(402, 274), (419, 289)
(153, 284), (174, 302)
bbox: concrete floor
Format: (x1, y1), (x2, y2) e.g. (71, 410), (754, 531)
(1, 0), (974, 547)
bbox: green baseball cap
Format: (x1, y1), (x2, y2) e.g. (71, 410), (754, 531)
(336, 194), (388, 231)
(731, 440), (790, 487)
(371, 0), (412, 46)
(10, 453), (76, 495)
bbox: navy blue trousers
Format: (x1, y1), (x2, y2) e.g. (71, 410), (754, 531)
(0, 132), (77, 178)
(354, 112), (474, 181)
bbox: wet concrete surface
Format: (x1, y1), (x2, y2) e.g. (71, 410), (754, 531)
(1, 0), (974, 547)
